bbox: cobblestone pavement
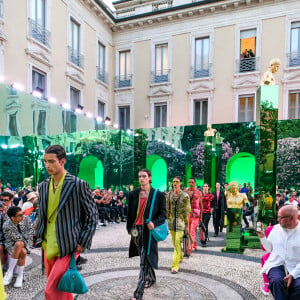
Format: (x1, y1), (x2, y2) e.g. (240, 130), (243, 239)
(5, 221), (271, 299)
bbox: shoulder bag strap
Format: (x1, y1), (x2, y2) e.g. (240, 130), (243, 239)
(146, 189), (157, 255)
(146, 189), (157, 223)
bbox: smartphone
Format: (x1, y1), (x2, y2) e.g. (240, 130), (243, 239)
(256, 221), (262, 232)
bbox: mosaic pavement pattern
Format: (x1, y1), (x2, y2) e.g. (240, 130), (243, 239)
(5, 222), (271, 299)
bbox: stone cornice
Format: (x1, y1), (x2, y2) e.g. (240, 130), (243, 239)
(111, 0), (284, 31)
(80, 0), (115, 29)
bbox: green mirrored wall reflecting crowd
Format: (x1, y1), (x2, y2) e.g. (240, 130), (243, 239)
(0, 83), (299, 197)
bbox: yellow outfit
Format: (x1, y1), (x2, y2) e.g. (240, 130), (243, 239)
(42, 172), (66, 260)
(226, 191), (248, 209)
(170, 230), (184, 271)
(0, 262), (7, 299)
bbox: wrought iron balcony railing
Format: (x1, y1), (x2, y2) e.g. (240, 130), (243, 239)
(237, 57), (259, 73)
(287, 52), (300, 67)
(68, 46), (84, 68)
(28, 18), (51, 48)
(151, 69), (170, 83)
(191, 64), (211, 78)
(115, 74), (133, 88)
(116, 8), (135, 18)
(96, 67), (108, 84)
(152, 0), (173, 11)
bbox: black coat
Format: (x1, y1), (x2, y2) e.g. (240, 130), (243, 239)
(212, 190), (226, 222)
(127, 187), (166, 269)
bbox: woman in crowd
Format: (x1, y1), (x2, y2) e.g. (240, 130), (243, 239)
(166, 176), (190, 274)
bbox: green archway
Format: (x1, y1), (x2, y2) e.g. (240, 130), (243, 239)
(78, 156), (104, 189)
(226, 152), (255, 188)
(146, 154), (167, 192)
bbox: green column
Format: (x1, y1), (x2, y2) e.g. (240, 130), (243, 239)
(133, 129), (147, 188)
(255, 85), (279, 223)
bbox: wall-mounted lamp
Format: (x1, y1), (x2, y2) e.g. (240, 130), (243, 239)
(104, 116), (111, 125)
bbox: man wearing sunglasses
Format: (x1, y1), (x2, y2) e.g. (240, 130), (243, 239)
(257, 205), (300, 299)
(3, 206), (33, 288)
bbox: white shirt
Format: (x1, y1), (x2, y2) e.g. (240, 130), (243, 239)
(284, 200), (299, 207)
(260, 223), (300, 278)
(22, 202), (33, 211)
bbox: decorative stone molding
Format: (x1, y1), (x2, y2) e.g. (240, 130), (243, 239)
(148, 83), (173, 99)
(115, 89), (134, 105)
(65, 71), (85, 87)
(232, 72), (260, 90)
(188, 78), (214, 96)
(25, 48), (53, 69)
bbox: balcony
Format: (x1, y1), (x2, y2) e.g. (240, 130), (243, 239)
(28, 18), (51, 48)
(237, 57), (259, 73)
(151, 69), (170, 83)
(68, 46), (84, 69)
(152, 0), (173, 11)
(287, 51), (300, 67)
(116, 8), (135, 18)
(96, 67), (108, 84)
(115, 74), (133, 88)
(191, 64), (211, 78)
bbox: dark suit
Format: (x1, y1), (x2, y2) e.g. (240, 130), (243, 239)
(36, 173), (98, 257)
(127, 187), (166, 299)
(212, 190), (226, 235)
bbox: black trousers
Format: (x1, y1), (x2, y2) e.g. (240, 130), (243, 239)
(201, 213), (211, 244)
(213, 208), (222, 234)
(133, 225), (156, 300)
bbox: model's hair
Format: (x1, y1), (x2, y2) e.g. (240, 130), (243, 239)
(45, 145), (66, 161)
(189, 177), (196, 182)
(174, 176), (182, 182)
(139, 168), (151, 177)
(7, 206), (21, 218)
(0, 191), (14, 200)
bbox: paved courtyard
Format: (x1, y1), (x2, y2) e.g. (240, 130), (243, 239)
(5, 222), (271, 299)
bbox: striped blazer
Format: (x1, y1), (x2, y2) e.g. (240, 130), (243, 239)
(36, 173), (98, 258)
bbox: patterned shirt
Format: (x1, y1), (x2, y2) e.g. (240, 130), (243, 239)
(202, 193), (214, 214)
(166, 190), (191, 232)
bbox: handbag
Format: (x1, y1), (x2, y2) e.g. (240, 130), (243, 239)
(57, 253), (88, 294)
(182, 233), (193, 257)
(146, 189), (169, 254)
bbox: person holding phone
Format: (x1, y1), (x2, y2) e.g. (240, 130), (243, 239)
(256, 205), (300, 299)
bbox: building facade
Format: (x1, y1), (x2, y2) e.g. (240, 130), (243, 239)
(0, 0), (299, 135)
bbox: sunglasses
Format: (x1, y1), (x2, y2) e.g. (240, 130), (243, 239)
(173, 181), (180, 184)
(1, 199), (11, 202)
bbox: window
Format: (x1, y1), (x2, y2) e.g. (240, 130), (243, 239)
(97, 42), (106, 83)
(37, 110), (46, 135)
(239, 29), (257, 72)
(70, 87), (80, 110)
(194, 99), (208, 125)
(288, 91), (300, 119)
(69, 19), (83, 67)
(64, 111), (77, 133)
(29, 0), (50, 47)
(154, 103), (167, 128)
(238, 95), (254, 122)
(194, 37), (210, 78)
(290, 22), (300, 67)
(119, 106), (130, 130)
(0, 0), (4, 18)
(154, 44), (169, 82)
(118, 50), (131, 87)
(97, 100), (105, 119)
(9, 113), (19, 136)
(32, 68), (46, 98)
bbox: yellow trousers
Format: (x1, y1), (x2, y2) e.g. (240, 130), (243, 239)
(170, 230), (184, 271)
(0, 261), (7, 299)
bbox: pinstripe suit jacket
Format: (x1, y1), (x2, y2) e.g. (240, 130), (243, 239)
(36, 173), (98, 258)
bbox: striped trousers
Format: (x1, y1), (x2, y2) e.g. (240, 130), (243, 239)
(133, 225), (156, 300)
